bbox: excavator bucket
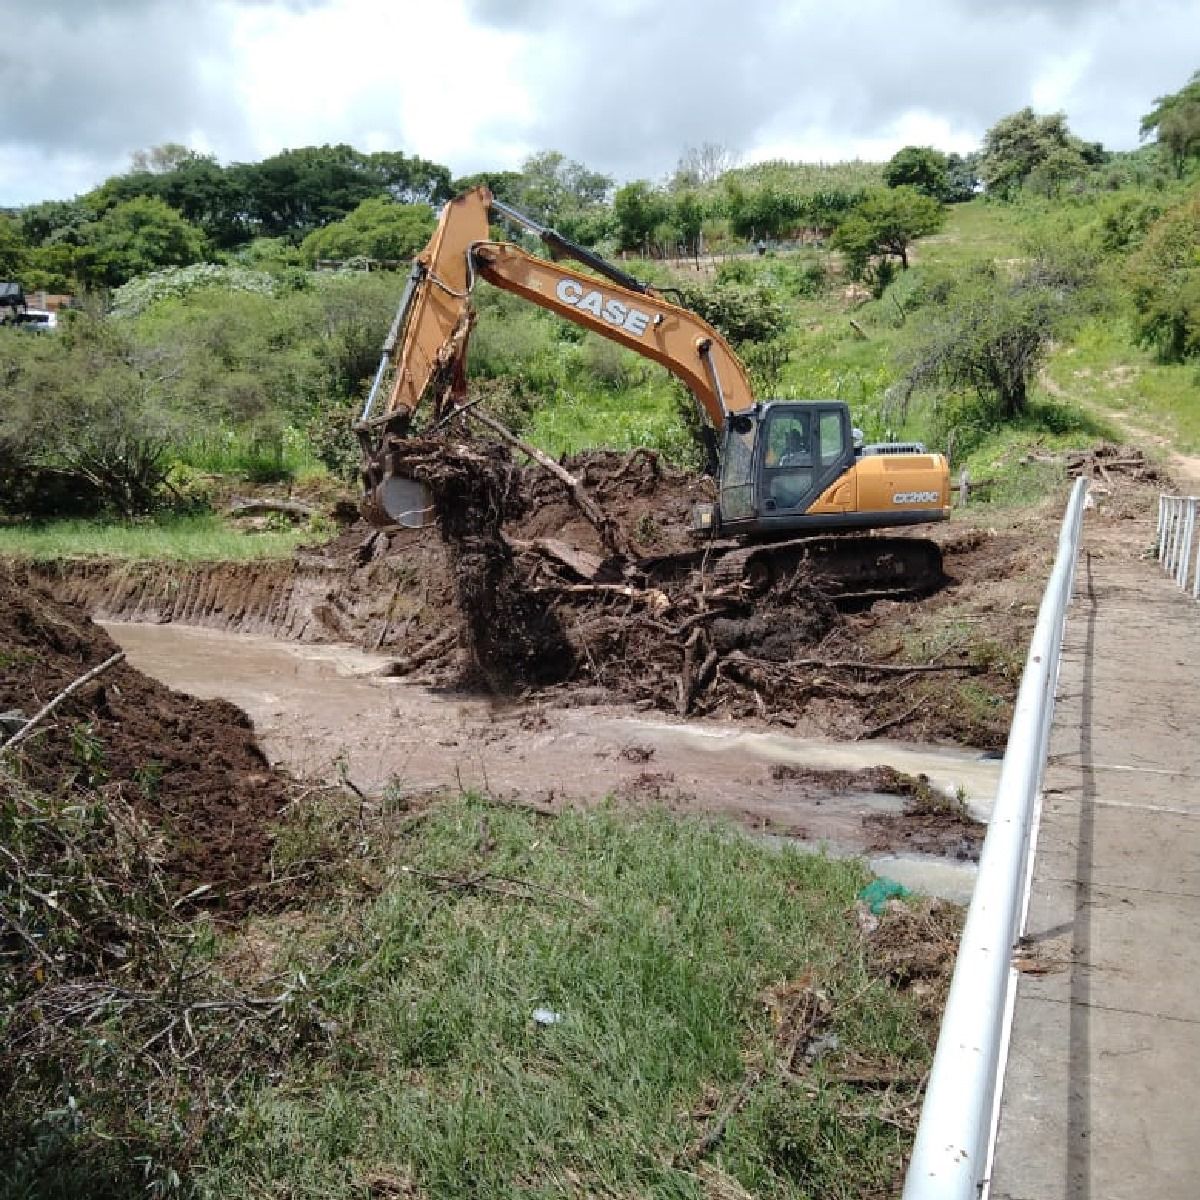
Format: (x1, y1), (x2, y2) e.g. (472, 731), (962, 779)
(362, 473), (436, 528)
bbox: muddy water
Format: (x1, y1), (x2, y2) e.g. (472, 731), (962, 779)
(104, 621), (998, 899)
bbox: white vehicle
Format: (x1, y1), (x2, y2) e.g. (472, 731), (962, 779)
(15, 309), (57, 332)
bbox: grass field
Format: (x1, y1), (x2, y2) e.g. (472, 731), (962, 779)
(191, 795), (950, 1200)
(0, 511), (309, 561)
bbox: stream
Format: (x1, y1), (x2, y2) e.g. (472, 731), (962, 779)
(105, 620), (999, 902)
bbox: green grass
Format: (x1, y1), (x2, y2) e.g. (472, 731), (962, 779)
(524, 378), (696, 460)
(175, 425), (321, 482)
(0, 511), (308, 561)
(1045, 316), (1200, 452)
(916, 198), (1034, 268)
(195, 795), (943, 1199)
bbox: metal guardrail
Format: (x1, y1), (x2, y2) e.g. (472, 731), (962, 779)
(902, 477), (1089, 1200)
(1157, 495), (1200, 598)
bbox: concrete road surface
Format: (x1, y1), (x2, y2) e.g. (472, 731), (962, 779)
(991, 514), (1200, 1199)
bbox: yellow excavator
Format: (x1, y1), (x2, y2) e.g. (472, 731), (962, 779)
(355, 187), (950, 596)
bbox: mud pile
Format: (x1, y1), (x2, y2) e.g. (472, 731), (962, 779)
(371, 440), (975, 728)
(384, 437), (575, 689)
(0, 569), (289, 908)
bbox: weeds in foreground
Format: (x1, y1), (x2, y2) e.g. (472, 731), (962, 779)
(3, 778), (960, 1200)
(0, 766), (327, 1199)
(197, 793), (954, 1200)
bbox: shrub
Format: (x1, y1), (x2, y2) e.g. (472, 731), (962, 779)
(1128, 190), (1200, 361)
(895, 263), (1082, 420)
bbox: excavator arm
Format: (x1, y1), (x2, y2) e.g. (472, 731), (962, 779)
(356, 186), (754, 438)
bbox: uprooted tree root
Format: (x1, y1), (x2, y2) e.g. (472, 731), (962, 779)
(383, 438), (575, 691)
(369, 436), (997, 731)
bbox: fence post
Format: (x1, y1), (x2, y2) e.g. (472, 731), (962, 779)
(1181, 499), (1197, 589)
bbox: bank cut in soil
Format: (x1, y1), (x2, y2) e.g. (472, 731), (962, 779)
(19, 446), (1051, 750)
(0, 569), (290, 909)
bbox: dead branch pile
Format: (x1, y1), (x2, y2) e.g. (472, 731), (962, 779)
(1064, 443), (1164, 486)
(374, 435), (979, 727)
(0, 764), (328, 1187)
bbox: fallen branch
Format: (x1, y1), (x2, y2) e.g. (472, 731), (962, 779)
(1, 651), (126, 756)
(227, 497), (315, 520)
(787, 657), (980, 675)
(374, 628), (458, 676)
(858, 698), (926, 740)
(464, 407), (631, 558)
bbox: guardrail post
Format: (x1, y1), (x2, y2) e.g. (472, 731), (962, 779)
(902, 478), (1089, 1200)
(1169, 498), (1183, 577)
(1180, 499), (1197, 589)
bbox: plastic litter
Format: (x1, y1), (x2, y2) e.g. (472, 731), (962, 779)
(532, 1007), (563, 1026)
(859, 877), (912, 915)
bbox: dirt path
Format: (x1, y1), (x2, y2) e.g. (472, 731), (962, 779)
(104, 621), (998, 897)
(1039, 367), (1200, 492)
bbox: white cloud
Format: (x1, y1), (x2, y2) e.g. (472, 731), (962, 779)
(2, 0), (1198, 207)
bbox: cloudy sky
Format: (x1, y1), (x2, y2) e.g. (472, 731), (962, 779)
(2, 0), (1197, 207)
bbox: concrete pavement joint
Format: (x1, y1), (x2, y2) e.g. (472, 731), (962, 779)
(1020, 993), (1200, 1027)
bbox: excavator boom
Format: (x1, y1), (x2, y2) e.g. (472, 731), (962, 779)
(358, 186), (752, 436)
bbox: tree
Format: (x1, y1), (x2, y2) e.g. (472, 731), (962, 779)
(0, 216), (27, 278)
(943, 152), (981, 203)
(897, 267), (1075, 419)
(673, 190), (705, 257)
(1141, 70), (1200, 176)
(81, 197), (208, 288)
(232, 144), (450, 241)
(613, 181), (668, 253)
(673, 142), (739, 188)
(510, 150), (612, 226)
(979, 108), (1087, 199)
(298, 198), (435, 264)
(129, 143), (210, 174)
(20, 199), (97, 247)
(832, 188), (945, 293)
(884, 146), (949, 199)
(450, 170), (525, 204)
(1127, 191), (1200, 361)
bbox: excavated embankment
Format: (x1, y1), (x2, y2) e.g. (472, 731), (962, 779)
(21, 541), (449, 652)
(8, 443), (1102, 745)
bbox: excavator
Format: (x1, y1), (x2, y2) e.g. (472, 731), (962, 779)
(354, 186), (950, 597)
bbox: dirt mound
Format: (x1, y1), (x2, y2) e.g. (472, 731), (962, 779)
(383, 437), (575, 689)
(517, 448), (707, 557)
(0, 568), (289, 909)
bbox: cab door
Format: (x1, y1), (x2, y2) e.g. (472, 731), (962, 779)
(757, 404), (853, 523)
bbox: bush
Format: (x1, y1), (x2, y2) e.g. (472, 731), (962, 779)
(1128, 190), (1200, 361)
(672, 279), (790, 345)
(109, 263), (278, 318)
(895, 262), (1083, 420)
(0, 317), (182, 516)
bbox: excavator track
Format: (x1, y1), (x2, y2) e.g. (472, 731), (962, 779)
(704, 534), (945, 601)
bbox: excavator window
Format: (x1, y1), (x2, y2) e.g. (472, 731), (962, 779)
(816, 410), (848, 467)
(764, 411), (814, 510)
(719, 418), (757, 523)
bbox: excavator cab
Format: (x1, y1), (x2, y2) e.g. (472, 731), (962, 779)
(700, 401), (856, 538)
